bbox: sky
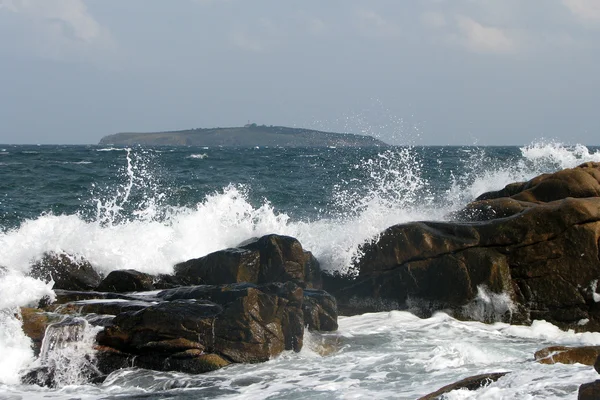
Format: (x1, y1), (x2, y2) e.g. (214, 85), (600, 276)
(0, 0), (599, 145)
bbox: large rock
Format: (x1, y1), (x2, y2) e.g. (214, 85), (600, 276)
(477, 161), (600, 203)
(174, 234), (322, 289)
(579, 380), (600, 400)
(29, 252), (102, 291)
(327, 163), (600, 331)
(96, 270), (155, 293)
(96, 282), (306, 375)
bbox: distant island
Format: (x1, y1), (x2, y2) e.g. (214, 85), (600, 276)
(98, 124), (387, 147)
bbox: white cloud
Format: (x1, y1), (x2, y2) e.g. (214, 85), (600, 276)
(563, 0), (600, 22)
(456, 15), (514, 54)
(0, 0), (116, 63)
(355, 9), (401, 38)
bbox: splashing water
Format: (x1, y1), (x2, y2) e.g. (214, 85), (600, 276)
(0, 141), (600, 395)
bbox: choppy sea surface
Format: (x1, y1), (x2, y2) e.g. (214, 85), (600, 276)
(2, 142), (600, 399)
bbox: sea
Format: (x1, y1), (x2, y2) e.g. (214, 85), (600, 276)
(2, 142), (600, 399)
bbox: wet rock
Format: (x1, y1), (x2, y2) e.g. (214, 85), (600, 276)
(19, 308), (56, 356)
(51, 299), (156, 316)
(418, 372), (509, 400)
(240, 235), (323, 289)
(96, 282), (306, 375)
(29, 252), (102, 291)
(579, 380), (600, 400)
(174, 248), (261, 286)
(331, 192), (600, 330)
(174, 234), (322, 289)
(535, 346), (600, 365)
(477, 162), (600, 203)
(96, 269), (155, 293)
(303, 289), (338, 331)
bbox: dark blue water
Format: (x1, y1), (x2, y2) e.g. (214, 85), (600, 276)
(0, 145), (522, 230)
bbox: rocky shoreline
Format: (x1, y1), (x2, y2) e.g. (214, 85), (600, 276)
(17, 162), (600, 396)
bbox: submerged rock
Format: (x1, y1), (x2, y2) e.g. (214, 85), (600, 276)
(418, 372), (509, 400)
(29, 252), (102, 291)
(326, 163), (600, 331)
(174, 234), (322, 289)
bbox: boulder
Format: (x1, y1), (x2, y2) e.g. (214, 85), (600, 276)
(174, 234), (322, 289)
(326, 163), (600, 331)
(303, 289), (338, 332)
(96, 282), (306, 375)
(418, 372), (509, 400)
(96, 270), (155, 293)
(535, 346), (600, 365)
(29, 252), (102, 291)
(579, 380), (600, 400)
(19, 308), (56, 356)
(477, 162), (600, 203)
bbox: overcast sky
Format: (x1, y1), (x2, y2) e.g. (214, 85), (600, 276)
(0, 0), (598, 145)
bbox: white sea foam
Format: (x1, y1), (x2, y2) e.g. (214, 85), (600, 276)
(187, 153), (208, 159)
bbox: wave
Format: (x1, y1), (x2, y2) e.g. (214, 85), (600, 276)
(187, 153), (208, 159)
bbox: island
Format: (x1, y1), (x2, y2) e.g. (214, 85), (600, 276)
(98, 124), (387, 147)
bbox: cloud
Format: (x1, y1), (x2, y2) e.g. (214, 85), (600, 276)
(0, 0), (116, 63)
(563, 0), (600, 23)
(421, 11), (446, 29)
(229, 18), (280, 53)
(306, 17), (326, 36)
(455, 15), (514, 54)
(355, 9), (401, 38)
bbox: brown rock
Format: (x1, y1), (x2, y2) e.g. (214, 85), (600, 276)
(96, 282), (307, 375)
(174, 235), (323, 289)
(328, 168), (600, 330)
(19, 308), (55, 356)
(477, 162), (600, 203)
(535, 346), (600, 365)
(96, 269), (155, 293)
(29, 252), (102, 291)
(579, 380), (600, 400)
(418, 372), (509, 400)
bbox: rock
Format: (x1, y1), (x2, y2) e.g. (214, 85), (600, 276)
(239, 235), (322, 289)
(326, 163), (600, 329)
(50, 299), (156, 317)
(303, 289), (338, 331)
(156, 281), (305, 354)
(96, 282), (306, 375)
(477, 162), (600, 203)
(19, 308), (56, 356)
(329, 194), (600, 330)
(579, 380), (600, 400)
(174, 234), (322, 289)
(174, 248), (261, 286)
(29, 252), (102, 291)
(96, 269), (155, 293)
(535, 346), (600, 365)
(418, 372), (509, 400)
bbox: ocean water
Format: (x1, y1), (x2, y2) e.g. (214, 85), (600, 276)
(1, 142), (600, 399)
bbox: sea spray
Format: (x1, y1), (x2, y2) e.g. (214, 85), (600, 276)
(0, 271), (54, 385)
